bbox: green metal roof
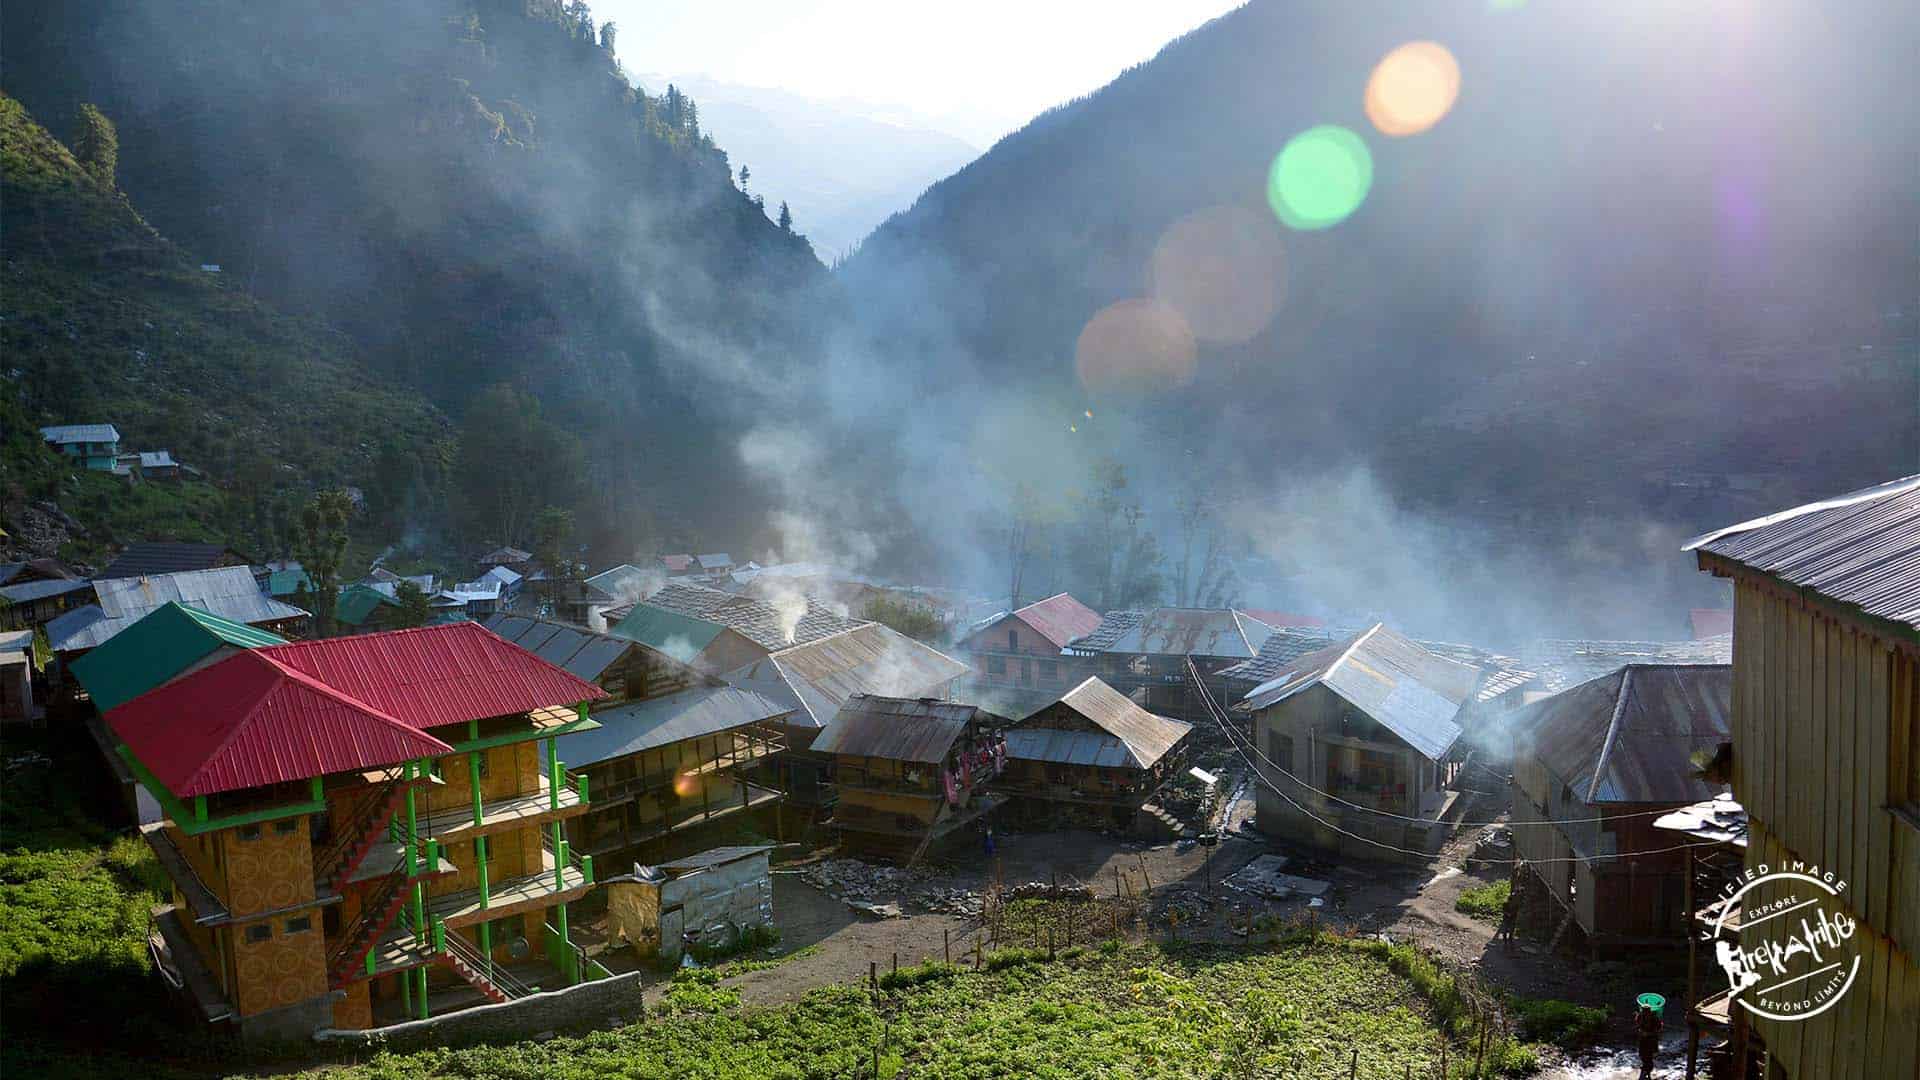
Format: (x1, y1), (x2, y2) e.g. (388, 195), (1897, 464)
(334, 584), (399, 627)
(69, 602), (287, 712)
(608, 602), (723, 663)
(266, 568), (314, 596)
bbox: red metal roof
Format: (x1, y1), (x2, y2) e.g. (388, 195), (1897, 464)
(257, 622), (608, 734)
(107, 650), (453, 798)
(1010, 593), (1103, 649)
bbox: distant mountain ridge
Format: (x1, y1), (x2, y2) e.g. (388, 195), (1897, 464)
(634, 73), (979, 261)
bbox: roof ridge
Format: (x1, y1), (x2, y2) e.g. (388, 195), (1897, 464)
(1586, 667), (1635, 803)
(1682, 473), (1920, 551)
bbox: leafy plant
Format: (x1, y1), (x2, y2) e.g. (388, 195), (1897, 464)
(1455, 879), (1511, 921)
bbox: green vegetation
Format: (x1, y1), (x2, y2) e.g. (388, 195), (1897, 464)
(1511, 997), (1610, 1047)
(684, 922), (782, 966)
(714, 942), (818, 976)
(859, 594), (945, 644)
(1455, 879), (1512, 921)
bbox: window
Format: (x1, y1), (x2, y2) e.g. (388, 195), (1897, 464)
(236, 824), (262, 842)
(1020, 659), (1033, 686)
(1008, 629), (1019, 650)
(273, 819), (299, 836)
(987, 655), (1006, 675)
(284, 916), (312, 935)
(1040, 660), (1058, 682)
(244, 924), (272, 944)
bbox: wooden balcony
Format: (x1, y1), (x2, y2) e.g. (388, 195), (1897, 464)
(578, 780), (783, 857)
(417, 773), (589, 844)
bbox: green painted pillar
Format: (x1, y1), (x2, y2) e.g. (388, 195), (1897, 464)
(476, 836), (490, 908)
(193, 795), (208, 825)
(431, 917), (446, 954)
(582, 854), (594, 886)
(469, 751), (484, 825)
(413, 880), (425, 937)
(547, 737), (561, 811)
(478, 918), (493, 978)
(404, 761), (420, 878)
(400, 965), (412, 1012)
(552, 822), (565, 890)
(415, 965), (429, 1020)
(310, 776), (325, 802)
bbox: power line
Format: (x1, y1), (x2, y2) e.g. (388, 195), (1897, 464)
(1185, 659), (1729, 867)
(1187, 656), (1709, 829)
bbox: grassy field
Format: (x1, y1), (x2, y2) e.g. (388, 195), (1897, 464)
(1455, 880), (1511, 921)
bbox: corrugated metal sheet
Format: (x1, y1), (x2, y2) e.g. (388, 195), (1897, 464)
(1216, 627), (1339, 685)
(40, 423), (120, 444)
(1651, 793), (1748, 848)
(71, 602), (286, 712)
(486, 616), (640, 683)
(696, 553), (733, 570)
(0, 576), (92, 603)
(1089, 608), (1276, 659)
(257, 621), (608, 734)
(1240, 624), (1473, 761)
(723, 623), (970, 728)
(809, 694), (1004, 762)
(1064, 610), (1144, 652)
(555, 685), (792, 766)
(107, 650), (453, 797)
(97, 542), (236, 581)
(653, 844), (774, 874)
(49, 567), (307, 651)
(1685, 474), (1920, 632)
(1512, 664), (1731, 804)
(1010, 677), (1191, 768)
(1522, 638), (1732, 693)
(639, 581), (867, 651)
(1003, 728), (1138, 768)
(610, 603), (725, 662)
(585, 564), (654, 601)
(335, 585), (398, 627)
(1010, 594), (1103, 649)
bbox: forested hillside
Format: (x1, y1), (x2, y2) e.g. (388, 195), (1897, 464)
(3, 0), (831, 557)
(835, 0), (1918, 635)
(0, 92), (448, 565)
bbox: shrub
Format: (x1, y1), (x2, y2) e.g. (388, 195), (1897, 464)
(1455, 880), (1511, 921)
(983, 947), (1044, 971)
(878, 959), (958, 990)
(1511, 997), (1609, 1047)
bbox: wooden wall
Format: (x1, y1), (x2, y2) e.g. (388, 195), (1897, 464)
(1728, 577), (1919, 1079)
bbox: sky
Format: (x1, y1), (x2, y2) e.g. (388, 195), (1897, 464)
(600, 0), (1246, 147)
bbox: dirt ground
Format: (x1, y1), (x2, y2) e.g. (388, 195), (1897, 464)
(592, 784), (1699, 1077)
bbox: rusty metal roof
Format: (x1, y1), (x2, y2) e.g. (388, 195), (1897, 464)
(1239, 624), (1475, 761)
(809, 694), (1006, 762)
(1685, 474), (1920, 634)
(1512, 664), (1730, 805)
(722, 623), (970, 728)
(1076, 607), (1275, 659)
(1009, 677), (1191, 768)
(1008, 593), (1103, 649)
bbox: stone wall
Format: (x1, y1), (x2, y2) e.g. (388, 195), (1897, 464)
(312, 971), (644, 1052)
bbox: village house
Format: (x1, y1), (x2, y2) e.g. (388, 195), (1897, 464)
(476, 546), (533, 569)
(996, 676), (1192, 832)
(607, 580), (869, 674)
(0, 573), (93, 630)
(1680, 476), (1920, 1078)
(955, 592), (1102, 697)
(1507, 664), (1731, 947)
(657, 554), (696, 576)
(811, 695), (1009, 861)
(46, 566), (309, 663)
(695, 553), (734, 580)
(0, 628), (35, 724)
(431, 579), (504, 621)
(483, 615), (793, 861)
(1238, 624), (1478, 862)
(601, 845), (773, 965)
(334, 584), (405, 632)
(1066, 607), (1279, 723)
(40, 423), (121, 471)
(723, 621), (971, 817)
(104, 622), (608, 1039)
(97, 540), (252, 581)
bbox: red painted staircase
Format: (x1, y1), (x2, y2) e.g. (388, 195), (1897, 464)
(314, 774), (411, 897)
(326, 870), (415, 986)
(439, 929), (535, 1003)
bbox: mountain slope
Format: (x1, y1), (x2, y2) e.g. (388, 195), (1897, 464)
(832, 0), (1919, 636)
(636, 73), (979, 261)
(2, 0), (834, 555)
(0, 92), (449, 563)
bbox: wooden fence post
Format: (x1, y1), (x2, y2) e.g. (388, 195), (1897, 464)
(944, 928), (951, 964)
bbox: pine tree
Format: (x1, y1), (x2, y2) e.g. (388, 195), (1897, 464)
(777, 201), (793, 232)
(738, 164), (750, 191)
(71, 103), (118, 189)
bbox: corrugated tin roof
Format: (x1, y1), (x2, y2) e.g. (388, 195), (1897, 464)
(610, 603), (726, 663)
(1512, 664), (1731, 804)
(335, 585), (399, 627)
(40, 423), (120, 444)
(1685, 474), (1920, 633)
(70, 602), (288, 713)
(0, 576), (92, 604)
(1008, 594), (1103, 649)
(49, 567), (306, 652)
(555, 685), (792, 766)
(483, 613), (649, 683)
(652, 844), (774, 874)
(0, 558), (77, 586)
(1009, 677), (1191, 768)
(1651, 793), (1748, 848)
(638, 581), (868, 651)
(1416, 640), (1536, 704)
(809, 694), (1006, 762)
(696, 553), (733, 569)
(584, 564), (654, 601)
(1003, 729), (1140, 768)
(480, 565), (522, 586)
(138, 451), (177, 469)
(1076, 608), (1275, 659)
(723, 623), (971, 728)
(1216, 627), (1339, 684)
(1239, 624), (1474, 761)
(659, 554), (695, 571)
(265, 568), (314, 596)
(107, 650), (453, 797)
(1522, 638), (1732, 693)
(479, 547), (532, 564)
(255, 621), (608, 733)
(97, 542), (241, 581)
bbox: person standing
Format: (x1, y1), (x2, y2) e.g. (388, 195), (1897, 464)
(1635, 1001), (1663, 1079)
(1496, 871), (1522, 949)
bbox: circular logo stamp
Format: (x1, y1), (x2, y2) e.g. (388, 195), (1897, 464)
(1712, 865), (1861, 1022)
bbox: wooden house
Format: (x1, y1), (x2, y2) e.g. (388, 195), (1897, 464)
(1237, 624), (1477, 862)
(955, 593), (1101, 697)
(1508, 664), (1731, 946)
(39, 423), (120, 471)
(484, 615), (792, 863)
(811, 695), (1009, 861)
(46, 566), (309, 661)
(96, 541), (251, 581)
(1065, 607), (1279, 723)
(1681, 477), (1920, 1078)
(103, 623), (608, 1039)
(0, 629), (34, 724)
(996, 677), (1192, 831)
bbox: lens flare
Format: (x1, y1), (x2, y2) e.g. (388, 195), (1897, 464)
(673, 773), (699, 798)
(1149, 205), (1285, 344)
(1267, 126), (1373, 231)
(1074, 298), (1197, 395)
(1365, 41), (1461, 137)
